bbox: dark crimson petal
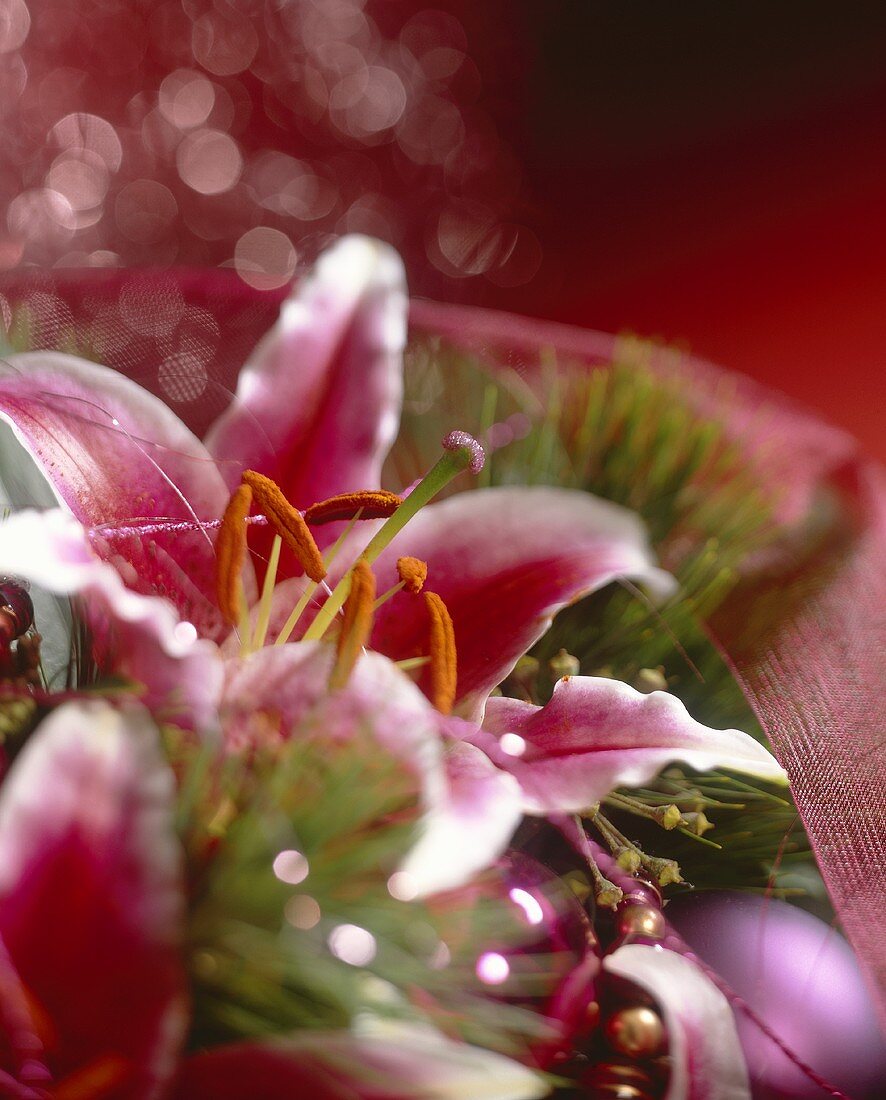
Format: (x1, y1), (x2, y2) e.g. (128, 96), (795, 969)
(369, 486), (674, 715)
(0, 701), (187, 1098)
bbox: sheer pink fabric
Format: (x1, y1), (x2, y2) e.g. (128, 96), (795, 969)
(2, 271), (883, 1024)
(411, 299), (886, 1026)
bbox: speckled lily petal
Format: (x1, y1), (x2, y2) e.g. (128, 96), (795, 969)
(0, 350), (233, 639)
(604, 944), (751, 1100)
(479, 676), (786, 813)
(0, 701), (187, 1099)
(369, 486), (675, 716)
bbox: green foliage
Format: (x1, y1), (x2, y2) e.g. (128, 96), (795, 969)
(395, 333), (815, 895)
(176, 725), (558, 1056)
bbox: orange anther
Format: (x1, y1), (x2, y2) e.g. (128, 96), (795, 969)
(216, 483), (253, 625)
(304, 489), (403, 525)
(396, 556), (428, 595)
(329, 559), (376, 690)
(424, 591), (457, 715)
(242, 471), (326, 584)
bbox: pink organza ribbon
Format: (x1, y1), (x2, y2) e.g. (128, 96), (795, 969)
(409, 298), (886, 1026)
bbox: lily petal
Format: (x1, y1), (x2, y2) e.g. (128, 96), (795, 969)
(603, 944), (751, 1100)
(221, 642), (442, 788)
(205, 236), (406, 525)
(0, 510), (222, 725)
(399, 738), (523, 896)
(174, 1020), (548, 1100)
(370, 486), (675, 714)
(0, 350), (232, 638)
(480, 676), (786, 813)
(0, 700), (187, 1098)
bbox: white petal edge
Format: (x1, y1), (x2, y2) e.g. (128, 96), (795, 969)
(399, 741), (523, 897)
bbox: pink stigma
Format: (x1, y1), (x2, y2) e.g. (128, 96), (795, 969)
(442, 430), (486, 475)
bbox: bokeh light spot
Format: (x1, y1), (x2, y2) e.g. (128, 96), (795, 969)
(115, 180), (178, 245)
(192, 11), (259, 77)
(328, 923), (377, 966)
(499, 733), (526, 757)
(7, 189), (74, 245)
(272, 849), (310, 885)
(285, 894), (321, 930)
(159, 69), (215, 129)
(173, 620), (198, 645)
(0, 0), (29, 53)
(158, 352), (209, 404)
(387, 871), (418, 901)
(51, 113), (123, 173)
(177, 128), (242, 194)
(234, 227), (297, 290)
(476, 951), (510, 985)
(509, 887), (545, 926)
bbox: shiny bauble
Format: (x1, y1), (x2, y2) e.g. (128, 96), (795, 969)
(604, 1004), (666, 1057)
(667, 892), (886, 1099)
(498, 853), (601, 1068)
(615, 903), (666, 943)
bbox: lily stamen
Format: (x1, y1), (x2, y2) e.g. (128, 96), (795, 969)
(216, 483), (253, 626)
(396, 556), (428, 594)
(305, 489), (403, 525)
(274, 517), (357, 647)
(329, 559), (376, 690)
(303, 431), (485, 644)
(424, 590), (457, 715)
(251, 534), (282, 651)
(592, 810), (642, 874)
(242, 470), (326, 584)
(373, 556), (429, 610)
(604, 791), (683, 830)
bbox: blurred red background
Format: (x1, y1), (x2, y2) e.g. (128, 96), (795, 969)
(1, 1), (882, 458)
(457, 2), (886, 461)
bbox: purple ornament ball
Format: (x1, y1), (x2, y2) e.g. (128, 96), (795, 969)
(666, 891), (886, 1099)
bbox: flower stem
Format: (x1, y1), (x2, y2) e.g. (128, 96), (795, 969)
(302, 435), (483, 642)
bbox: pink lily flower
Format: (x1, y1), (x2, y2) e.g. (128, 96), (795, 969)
(0, 233), (783, 837)
(0, 697), (187, 1099)
(0, 235), (671, 684)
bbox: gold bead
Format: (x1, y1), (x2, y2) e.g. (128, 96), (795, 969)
(616, 903), (665, 940)
(604, 1005), (666, 1057)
